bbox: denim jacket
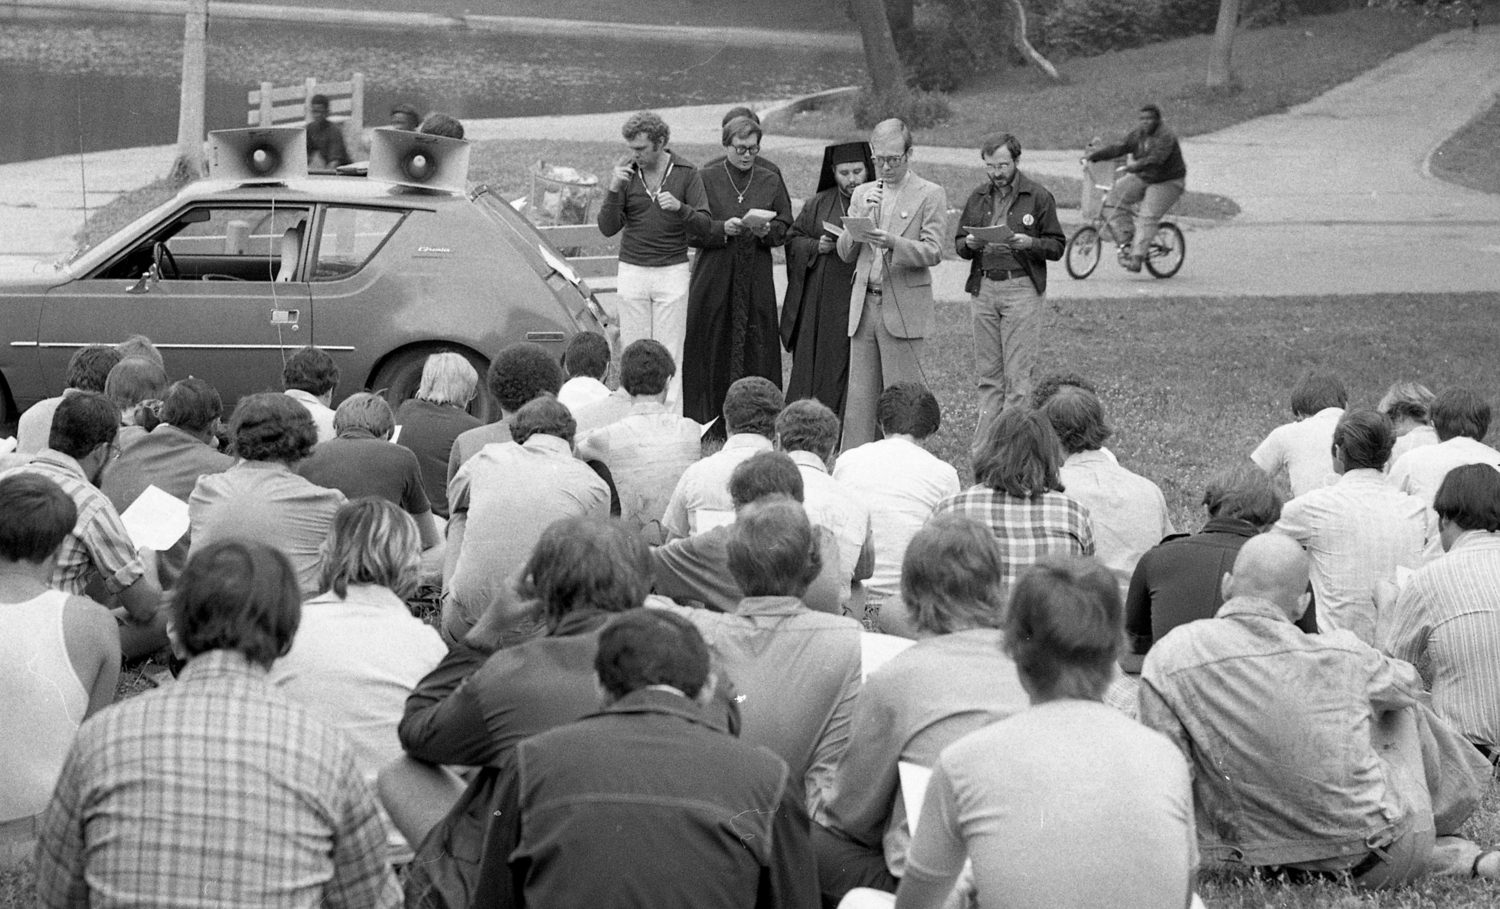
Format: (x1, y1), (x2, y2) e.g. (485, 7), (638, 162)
(1139, 596), (1424, 866)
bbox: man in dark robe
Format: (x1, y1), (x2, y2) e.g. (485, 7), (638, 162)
(681, 116), (792, 434)
(781, 142), (873, 417)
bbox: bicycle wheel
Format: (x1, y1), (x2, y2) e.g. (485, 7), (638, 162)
(1144, 222), (1185, 279)
(1065, 226), (1101, 279)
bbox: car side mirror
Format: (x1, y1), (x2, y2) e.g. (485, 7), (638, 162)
(126, 263), (160, 295)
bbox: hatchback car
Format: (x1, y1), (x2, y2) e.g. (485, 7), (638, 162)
(0, 172), (607, 427)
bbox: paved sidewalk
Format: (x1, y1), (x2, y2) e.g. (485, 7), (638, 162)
(2, 25), (1498, 300)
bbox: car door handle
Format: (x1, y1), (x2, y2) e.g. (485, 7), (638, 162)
(271, 309), (300, 330)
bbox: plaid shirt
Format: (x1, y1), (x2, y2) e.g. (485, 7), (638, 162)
(34, 650), (399, 909)
(933, 486), (1095, 594)
(0, 450), (144, 595)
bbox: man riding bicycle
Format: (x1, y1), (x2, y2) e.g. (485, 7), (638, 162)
(1085, 103), (1186, 273)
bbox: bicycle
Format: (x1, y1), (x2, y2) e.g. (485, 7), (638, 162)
(1064, 157), (1185, 280)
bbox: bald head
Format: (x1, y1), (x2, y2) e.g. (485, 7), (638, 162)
(1224, 535), (1310, 619)
(871, 118), (912, 152)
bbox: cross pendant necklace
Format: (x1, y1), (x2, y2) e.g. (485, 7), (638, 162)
(723, 161), (753, 205)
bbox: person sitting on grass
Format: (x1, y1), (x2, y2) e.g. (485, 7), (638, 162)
(103, 356), (168, 451)
(557, 331), (614, 416)
(1141, 534), (1500, 889)
(1250, 371), (1346, 497)
(859, 555), (1198, 909)
(34, 540), (398, 906)
(0, 474), (119, 861)
(297, 392), (441, 553)
(815, 515), (1030, 905)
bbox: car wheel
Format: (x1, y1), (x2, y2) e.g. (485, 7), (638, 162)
(371, 347), (496, 424)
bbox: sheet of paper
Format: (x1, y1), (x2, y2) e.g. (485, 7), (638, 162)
(964, 223), (1016, 243)
(120, 484), (191, 552)
(899, 762), (933, 836)
(820, 220), (846, 238)
(740, 208), (777, 229)
(840, 216), (878, 242)
(390, 424), (403, 444)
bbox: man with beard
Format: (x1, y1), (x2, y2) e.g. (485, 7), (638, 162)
(1085, 103), (1187, 272)
(956, 133), (1065, 449)
(781, 141), (873, 417)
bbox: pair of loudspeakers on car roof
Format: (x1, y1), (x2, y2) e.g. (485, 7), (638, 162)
(208, 127), (471, 193)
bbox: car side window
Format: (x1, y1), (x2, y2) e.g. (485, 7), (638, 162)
(311, 207), (405, 281)
(96, 205), (312, 281)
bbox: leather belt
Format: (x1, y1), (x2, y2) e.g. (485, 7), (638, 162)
(982, 267), (1026, 281)
(865, 285), (883, 296)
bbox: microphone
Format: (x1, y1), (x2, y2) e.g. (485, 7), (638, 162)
(871, 179), (883, 225)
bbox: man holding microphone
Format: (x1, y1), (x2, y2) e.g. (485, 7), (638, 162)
(836, 118), (947, 450)
(598, 111), (711, 412)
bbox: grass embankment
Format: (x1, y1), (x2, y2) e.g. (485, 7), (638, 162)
(1431, 96), (1500, 195)
(772, 8), (1463, 149)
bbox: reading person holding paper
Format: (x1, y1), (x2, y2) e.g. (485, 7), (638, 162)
(836, 119), (948, 450)
(781, 141), (873, 417)
(682, 116), (793, 433)
(956, 132), (1065, 450)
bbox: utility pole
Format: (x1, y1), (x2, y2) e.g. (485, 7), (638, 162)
(170, 0), (209, 183)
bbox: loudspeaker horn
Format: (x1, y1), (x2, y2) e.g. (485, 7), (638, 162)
(369, 127), (471, 193)
(208, 127), (308, 183)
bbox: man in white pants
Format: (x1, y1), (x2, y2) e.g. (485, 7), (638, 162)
(598, 111), (711, 412)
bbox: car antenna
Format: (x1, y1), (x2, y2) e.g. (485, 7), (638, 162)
(75, 82), (90, 245)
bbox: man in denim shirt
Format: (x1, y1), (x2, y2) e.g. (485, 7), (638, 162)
(1140, 534), (1500, 887)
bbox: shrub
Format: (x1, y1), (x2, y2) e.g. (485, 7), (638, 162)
(853, 85), (953, 129)
(894, 0), (1019, 92)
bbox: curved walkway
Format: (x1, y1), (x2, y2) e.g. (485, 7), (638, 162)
(3, 25), (1498, 300)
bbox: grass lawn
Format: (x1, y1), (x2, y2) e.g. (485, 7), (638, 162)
(1430, 96), (1500, 195)
(771, 8), (1465, 149)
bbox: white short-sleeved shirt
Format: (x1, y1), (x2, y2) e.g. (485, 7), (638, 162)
(1250, 407), (1342, 497)
(832, 437), (959, 602)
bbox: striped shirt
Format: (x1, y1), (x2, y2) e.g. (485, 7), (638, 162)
(0, 450), (145, 595)
(933, 486), (1095, 597)
(34, 649), (399, 909)
(1384, 531), (1500, 750)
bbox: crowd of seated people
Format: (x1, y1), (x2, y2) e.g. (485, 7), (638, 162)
(4, 335), (1500, 907)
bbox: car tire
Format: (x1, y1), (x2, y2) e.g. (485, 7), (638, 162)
(371, 347), (497, 424)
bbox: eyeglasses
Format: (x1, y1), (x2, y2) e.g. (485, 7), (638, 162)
(984, 162), (1014, 172)
(872, 153), (908, 168)
(730, 144), (760, 156)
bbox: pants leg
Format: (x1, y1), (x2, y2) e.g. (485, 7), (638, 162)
(1133, 178), (1186, 259)
(813, 823), (898, 906)
(1105, 173), (1147, 250)
(971, 278), (1041, 451)
(650, 262), (691, 413)
(1353, 707), (1437, 888)
(969, 286), (1005, 449)
(843, 294), (884, 451)
(614, 262), (652, 352)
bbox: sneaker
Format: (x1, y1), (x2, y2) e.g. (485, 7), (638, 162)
(1123, 254), (1143, 273)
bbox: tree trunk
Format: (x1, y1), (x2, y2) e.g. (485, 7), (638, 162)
(1005, 0), (1061, 82)
(170, 0), (209, 184)
(1207, 0), (1241, 91)
(885, 0), (915, 33)
(848, 0), (906, 97)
